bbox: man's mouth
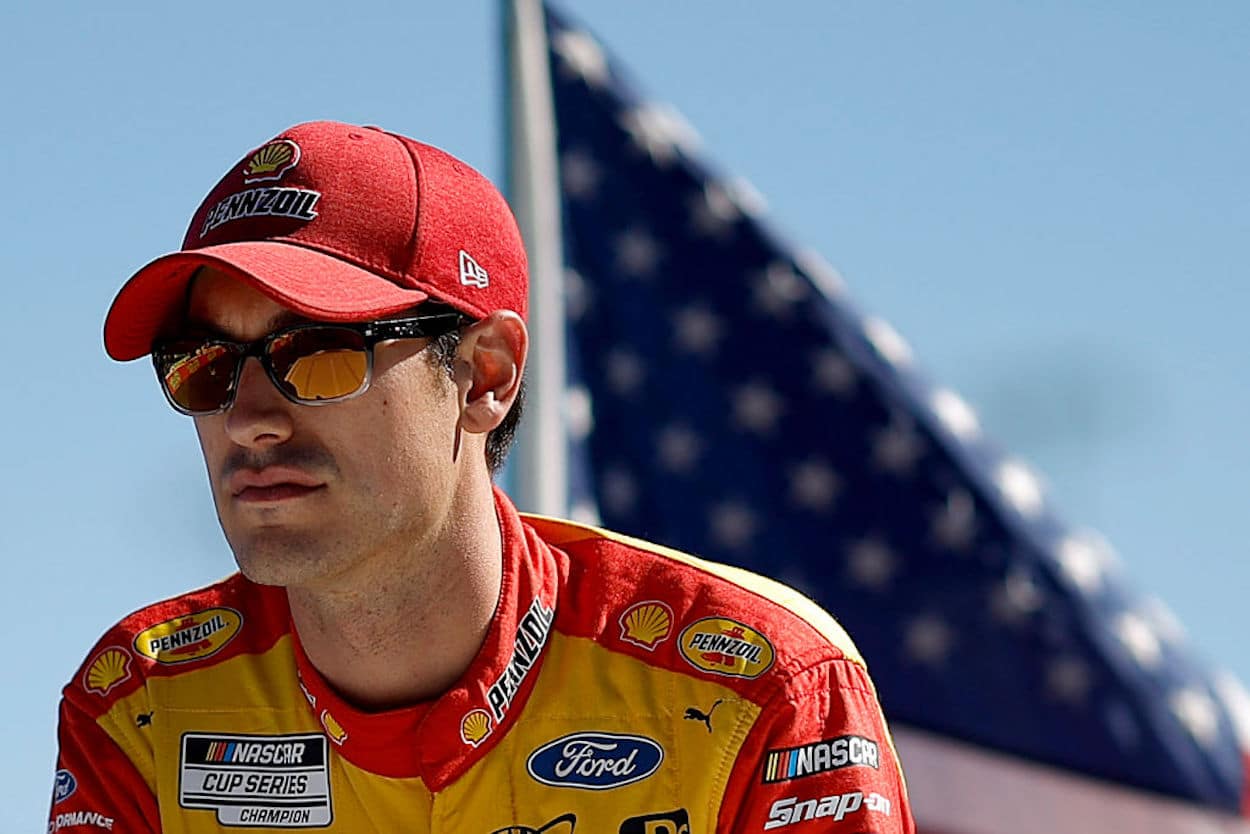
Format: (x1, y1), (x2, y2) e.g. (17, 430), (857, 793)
(228, 467), (326, 503)
(234, 483), (325, 503)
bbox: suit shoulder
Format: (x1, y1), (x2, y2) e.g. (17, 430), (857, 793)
(63, 573), (286, 715)
(525, 514), (865, 686)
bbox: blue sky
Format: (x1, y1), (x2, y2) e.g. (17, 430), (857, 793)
(3, 1), (1247, 829)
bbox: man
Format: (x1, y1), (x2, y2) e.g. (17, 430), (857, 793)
(51, 121), (915, 834)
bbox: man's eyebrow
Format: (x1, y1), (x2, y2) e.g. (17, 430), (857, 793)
(180, 309), (309, 339)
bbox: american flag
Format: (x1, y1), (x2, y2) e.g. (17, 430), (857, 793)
(528, 3), (1250, 831)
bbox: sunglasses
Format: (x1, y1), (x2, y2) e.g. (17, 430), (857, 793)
(152, 310), (467, 416)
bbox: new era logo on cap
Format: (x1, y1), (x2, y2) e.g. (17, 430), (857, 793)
(459, 250), (490, 289)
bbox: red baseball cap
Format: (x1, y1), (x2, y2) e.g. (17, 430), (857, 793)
(104, 121), (528, 361)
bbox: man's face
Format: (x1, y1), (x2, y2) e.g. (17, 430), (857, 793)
(183, 268), (467, 590)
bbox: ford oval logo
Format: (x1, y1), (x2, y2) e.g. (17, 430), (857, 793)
(53, 769), (77, 804)
(526, 732), (664, 790)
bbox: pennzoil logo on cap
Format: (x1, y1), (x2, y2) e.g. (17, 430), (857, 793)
(242, 139), (301, 183)
(84, 646), (132, 696)
(200, 186), (321, 238)
(200, 138), (319, 239)
(133, 607), (242, 665)
(678, 617), (775, 679)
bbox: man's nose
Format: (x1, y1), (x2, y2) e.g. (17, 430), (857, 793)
(223, 357), (295, 448)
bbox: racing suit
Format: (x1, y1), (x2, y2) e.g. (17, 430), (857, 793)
(50, 488), (915, 833)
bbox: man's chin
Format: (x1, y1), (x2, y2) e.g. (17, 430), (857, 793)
(226, 530), (328, 588)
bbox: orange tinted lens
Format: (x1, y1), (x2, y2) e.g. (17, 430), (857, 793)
(269, 328), (369, 401)
(160, 342), (238, 413)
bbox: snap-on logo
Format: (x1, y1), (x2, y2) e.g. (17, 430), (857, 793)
(526, 732), (663, 790)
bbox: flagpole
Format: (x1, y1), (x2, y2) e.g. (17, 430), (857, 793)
(503, 0), (568, 516)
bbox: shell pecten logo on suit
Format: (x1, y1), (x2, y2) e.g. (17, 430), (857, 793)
(84, 646), (132, 696)
(678, 617), (775, 679)
(618, 601), (674, 650)
(133, 608), (243, 664)
(460, 709), (493, 748)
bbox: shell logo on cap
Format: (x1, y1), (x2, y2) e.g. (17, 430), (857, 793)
(320, 710), (348, 745)
(619, 601), (674, 651)
(460, 709), (493, 748)
(133, 607), (243, 665)
(678, 617), (775, 679)
(242, 139), (301, 183)
(84, 646), (132, 696)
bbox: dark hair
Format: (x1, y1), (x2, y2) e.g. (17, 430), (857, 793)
(427, 325), (526, 475)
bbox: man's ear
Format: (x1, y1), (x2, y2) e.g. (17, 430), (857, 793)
(455, 311), (527, 435)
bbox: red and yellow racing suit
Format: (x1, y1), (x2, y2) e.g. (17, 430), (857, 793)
(50, 489), (914, 833)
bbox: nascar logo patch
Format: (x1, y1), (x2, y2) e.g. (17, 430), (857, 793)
(179, 733), (331, 828)
(762, 735), (880, 783)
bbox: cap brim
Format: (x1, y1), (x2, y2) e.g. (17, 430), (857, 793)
(104, 241), (431, 360)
